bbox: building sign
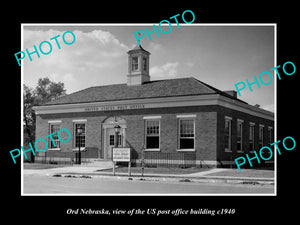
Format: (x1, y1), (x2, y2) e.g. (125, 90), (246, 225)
(85, 104), (145, 112)
(112, 148), (131, 162)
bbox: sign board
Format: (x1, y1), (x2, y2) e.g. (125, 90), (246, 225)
(113, 148), (131, 162)
(85, 104), (145, 112)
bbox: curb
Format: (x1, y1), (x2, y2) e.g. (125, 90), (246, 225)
(51, 172), (274, 186)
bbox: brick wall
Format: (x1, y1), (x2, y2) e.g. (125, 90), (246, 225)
(195, 112), (217, 162)
(35, 106), (219, 165)
(34, 105), (273, 167)
(216, 106), (274, 167)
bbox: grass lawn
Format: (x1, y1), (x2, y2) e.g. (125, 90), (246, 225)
(23, 162), (71, 170)
(97, 166), (212, 175)
(208, 169), (274, 178)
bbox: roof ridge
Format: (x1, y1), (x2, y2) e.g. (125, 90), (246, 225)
(188, 77), (219, 93)
(90, 77), (194, 88)
(150, 76), (194, 82)
(193, 77), (248, 104)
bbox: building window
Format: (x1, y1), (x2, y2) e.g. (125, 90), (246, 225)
(75, 123), (86, 148)
(49, 124), (60, 149)
(178, 119), (195, 150)
(249, 123), (255, 152)
(259, 125), (264, 149)
(145, 120), (160, 149)
(237, 119), (243, 152)
(109, 135), (114, 146)
(117, 134), (122, 146)
(142, 57), (147, 71)
(224, 117), (232, 152)
(132, 57), (138, 71)
(109, 134), (122, 147)
(268, 126), (273, 145)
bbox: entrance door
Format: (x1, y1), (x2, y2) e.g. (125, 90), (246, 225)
(102, 116), (126, 160)
(105, 128), (123, 160)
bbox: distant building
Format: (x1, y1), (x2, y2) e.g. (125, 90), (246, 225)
(33, 45), (274, 168)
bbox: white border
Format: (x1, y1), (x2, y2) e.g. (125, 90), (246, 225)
(21, 24), (24, 195)
(21, 23), (276, 197)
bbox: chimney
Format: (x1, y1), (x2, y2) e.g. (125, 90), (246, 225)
(224, 90), (237, 98)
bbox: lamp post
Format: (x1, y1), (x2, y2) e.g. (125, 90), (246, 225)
(114, 124), (121, 148)
(113, 124), (121, 176)
(111, 124), (121, 176)
(76, 126), (84, 165)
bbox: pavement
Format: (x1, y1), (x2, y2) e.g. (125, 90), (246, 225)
(23, 166), (274, 186)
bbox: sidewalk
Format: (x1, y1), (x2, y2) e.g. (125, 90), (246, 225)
(93, 168), (274, 185)
(24, 166), (274, 186)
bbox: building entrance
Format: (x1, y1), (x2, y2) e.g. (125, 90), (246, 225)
(102, 116), (126, 160)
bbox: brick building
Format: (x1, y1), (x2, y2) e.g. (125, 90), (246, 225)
(33, 45), (274, 168)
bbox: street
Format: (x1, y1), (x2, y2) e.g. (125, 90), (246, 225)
(23, 174), (274, 195)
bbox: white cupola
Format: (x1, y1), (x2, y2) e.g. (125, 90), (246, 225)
(127, 45), (150, 86)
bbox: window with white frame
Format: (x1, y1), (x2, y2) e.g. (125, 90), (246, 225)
(74, 123), (86, 148)
(49, 124), (60, 149)
(237, 119), (243, 152)
(259, 124), (264, 149)
(145, 120), (160, 149)
(132, 57), (138, 71)
(109, 134), (122, 147)
(224, 117), (232, 151)
(261, 126), (274, 156)
(178, 119), (195, 150)
(249, 123), (255, 152)
(268, 126), (273, 145)
(142, 57), (147, 71)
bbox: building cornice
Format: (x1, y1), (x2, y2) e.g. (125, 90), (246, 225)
(217, 95), (274, 120)
(33, 94), (274, 121)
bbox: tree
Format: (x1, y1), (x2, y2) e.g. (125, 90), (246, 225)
(23, 84), (36, 148)
(23, 77), (66, 162)
(34, 77), (66, 105)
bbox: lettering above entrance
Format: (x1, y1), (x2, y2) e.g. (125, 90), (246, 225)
(85, 104), (145, 112)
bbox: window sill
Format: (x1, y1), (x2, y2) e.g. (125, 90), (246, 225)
(237, 150), (244, 153)
(144, 149), (160, 152)
(176, 149), (195, 152)
(48, 148), (61, 151)
(224, 149), (232, 153)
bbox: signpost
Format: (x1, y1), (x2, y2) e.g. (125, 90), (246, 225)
(112, 147), (131, 176)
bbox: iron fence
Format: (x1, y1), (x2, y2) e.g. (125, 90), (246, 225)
(142, 151), (196, 168)
(34, 150), (96, 165)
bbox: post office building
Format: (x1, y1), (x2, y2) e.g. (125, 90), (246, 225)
(33, 45), (274, 168)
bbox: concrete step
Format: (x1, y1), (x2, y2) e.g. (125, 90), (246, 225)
(81, 159), (114, 168)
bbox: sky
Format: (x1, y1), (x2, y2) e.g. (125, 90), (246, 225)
(22, 24), (275, 112)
